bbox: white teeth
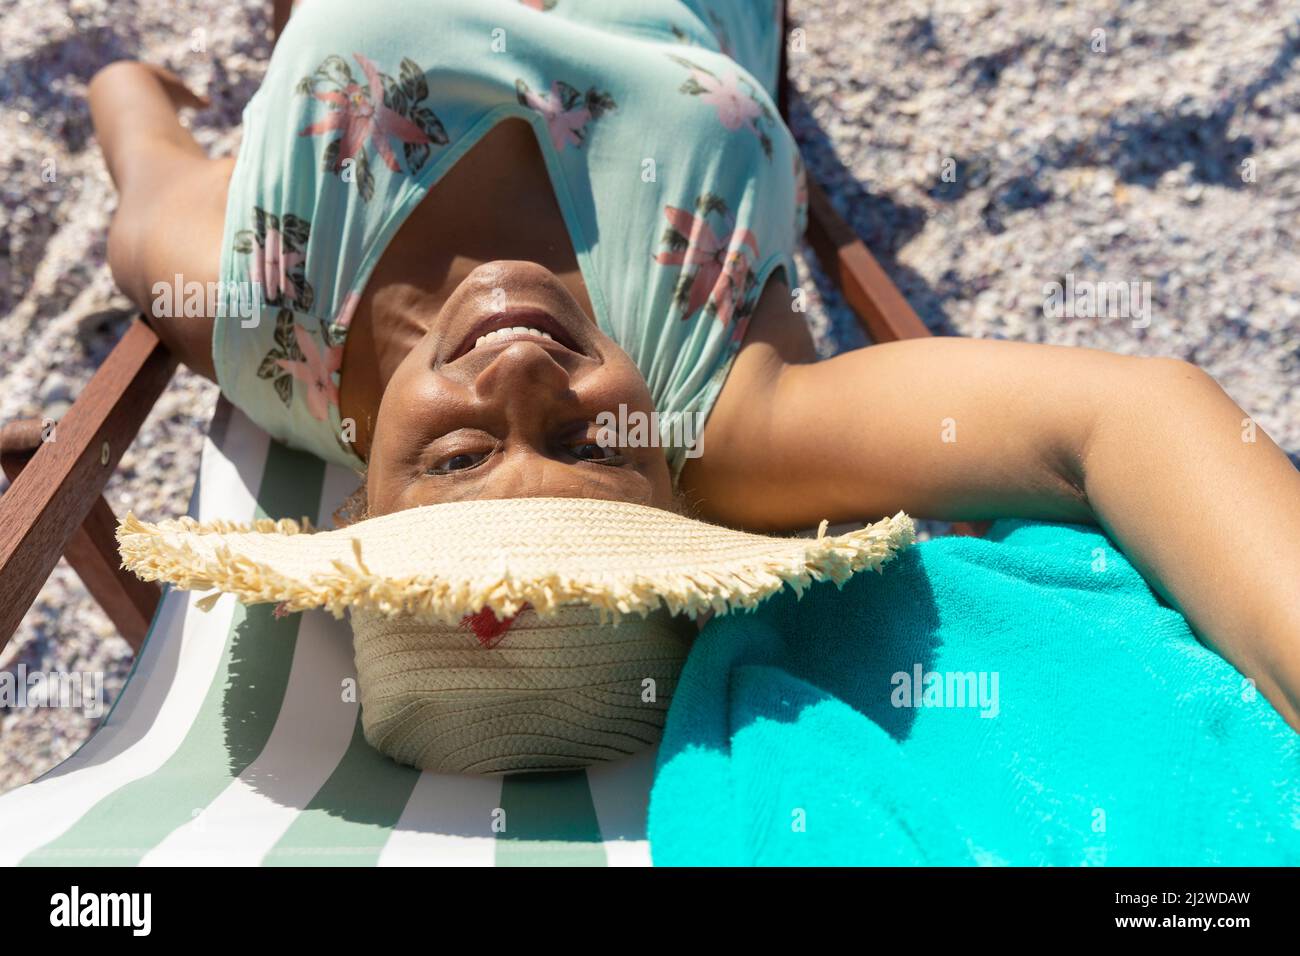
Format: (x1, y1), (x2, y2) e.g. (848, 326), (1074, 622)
(472, 327), (555, 350)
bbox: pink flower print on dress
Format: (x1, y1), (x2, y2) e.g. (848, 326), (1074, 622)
(653, 195), (761, 337)
(232, 208), (315, 311)
(276, 323), (343, 421)
(516, 78), (616, 152)
(669, 55), (775, 158)
(524, 82), (591, 151)
(297, 54), (448, 200)
(695, 68), (761, 132)
(300, 53), (430, 172)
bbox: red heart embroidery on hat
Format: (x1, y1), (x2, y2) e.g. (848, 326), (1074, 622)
(459, 604), (531, 648)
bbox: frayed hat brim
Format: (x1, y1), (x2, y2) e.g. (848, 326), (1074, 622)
(117, 497), (915, 624)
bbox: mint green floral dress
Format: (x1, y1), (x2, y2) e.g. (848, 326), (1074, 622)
(214, 0), (806, 479)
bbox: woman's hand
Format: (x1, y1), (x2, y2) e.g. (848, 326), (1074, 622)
(88, 61), (210, 190)
(136, 63), (212, 112)
(688, 330), (1300, 731)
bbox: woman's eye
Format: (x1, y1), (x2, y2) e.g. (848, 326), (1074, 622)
(428, 451), (489, 474)
(570, 441), (621, 463)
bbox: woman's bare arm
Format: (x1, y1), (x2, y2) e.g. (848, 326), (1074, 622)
(690, 331), (1300, 730)
(88, 61), (230, 380)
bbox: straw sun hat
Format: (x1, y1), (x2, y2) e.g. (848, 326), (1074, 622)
(118, 497), (914, 774)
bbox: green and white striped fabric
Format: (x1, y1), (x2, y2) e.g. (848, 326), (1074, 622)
(0, 399), (654, 866)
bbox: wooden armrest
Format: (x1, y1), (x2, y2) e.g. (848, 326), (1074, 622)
(804, 179), (931, 344)
(0, 316), (177, 653)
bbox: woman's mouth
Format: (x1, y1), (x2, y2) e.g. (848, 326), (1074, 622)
(447, 309), (587, 363)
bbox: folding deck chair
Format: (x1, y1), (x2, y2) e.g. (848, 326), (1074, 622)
(1, 400), (656, 864)
(0, 6), (978, 865)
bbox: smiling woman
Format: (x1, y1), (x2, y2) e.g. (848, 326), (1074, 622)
(365, 261), (677, 515)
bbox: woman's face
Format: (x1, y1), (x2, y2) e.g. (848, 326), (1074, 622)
(367, 260), (675, 516)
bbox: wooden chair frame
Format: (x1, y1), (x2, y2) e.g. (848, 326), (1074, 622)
(0, 3), (969, 657)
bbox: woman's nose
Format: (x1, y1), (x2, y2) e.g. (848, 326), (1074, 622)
(472, 340), (575, 406)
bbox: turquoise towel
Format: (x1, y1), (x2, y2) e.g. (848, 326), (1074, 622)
(647, 520), (1300, 865)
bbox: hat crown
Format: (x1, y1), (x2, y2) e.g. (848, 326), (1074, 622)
(350, 604), (693, 774)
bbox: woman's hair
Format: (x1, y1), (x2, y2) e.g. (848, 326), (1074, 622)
(333, 472), (372, 528)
